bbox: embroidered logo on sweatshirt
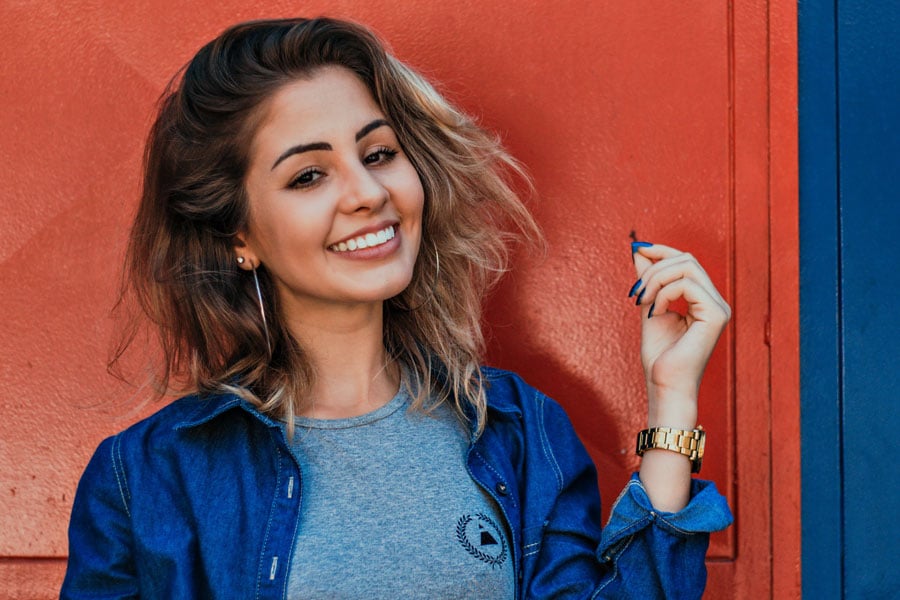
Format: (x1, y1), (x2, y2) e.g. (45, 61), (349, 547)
(456, 513), (507, 567)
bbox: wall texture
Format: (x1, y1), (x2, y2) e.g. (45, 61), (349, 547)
(0, 1), (799, 597)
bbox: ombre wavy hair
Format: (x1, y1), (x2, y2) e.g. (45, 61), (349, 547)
(116, 17), (540, 434)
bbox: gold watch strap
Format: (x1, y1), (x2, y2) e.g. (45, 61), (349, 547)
(635, 425), (705, 474)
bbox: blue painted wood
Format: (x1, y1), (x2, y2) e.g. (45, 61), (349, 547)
(801, 1), (900, 597)
(836, 2), (900, 597)
(798, 0), (843, 597)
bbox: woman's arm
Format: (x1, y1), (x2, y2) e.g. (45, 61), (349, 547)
(521, 392), (732, 600)
(61, 435), (139, 599)
(628, 242), (731, 512)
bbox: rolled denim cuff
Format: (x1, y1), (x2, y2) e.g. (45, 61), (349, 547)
(599, 473), (733, 553)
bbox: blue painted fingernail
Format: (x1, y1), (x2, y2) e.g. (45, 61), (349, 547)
(631, 241), (653, 253)
(628, 279), (642, 298)
(635, 288), (646, 305)
(648, 303), (656, 319)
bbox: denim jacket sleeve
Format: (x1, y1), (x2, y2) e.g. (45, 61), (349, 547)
(592, 473), (732, 599)
(523, 395), (733, 600)
(61, 434), (139, 599)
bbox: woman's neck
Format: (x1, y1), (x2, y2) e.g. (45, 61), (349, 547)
(282, 300), (399, 419)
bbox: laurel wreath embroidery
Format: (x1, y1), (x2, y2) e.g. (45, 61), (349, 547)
(456, 513), (508, 567)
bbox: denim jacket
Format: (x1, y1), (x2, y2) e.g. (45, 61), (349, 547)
(62, 367), (732, 599)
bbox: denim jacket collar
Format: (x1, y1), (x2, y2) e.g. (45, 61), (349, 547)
(173, 393), (284, 431)
(172, 366), (525, 436)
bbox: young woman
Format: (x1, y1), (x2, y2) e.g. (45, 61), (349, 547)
(62, 17), (732, 599)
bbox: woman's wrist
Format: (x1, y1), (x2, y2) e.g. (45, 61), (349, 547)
(640, 388), (697, 512)
(646, 387), (698, 429)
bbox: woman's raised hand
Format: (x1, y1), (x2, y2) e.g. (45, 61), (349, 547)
(629, 242), (731, 429)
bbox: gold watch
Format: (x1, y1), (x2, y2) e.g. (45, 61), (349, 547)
(635, 426), (705, 474)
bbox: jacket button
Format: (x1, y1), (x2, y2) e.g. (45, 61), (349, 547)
(496, 482), (509, 495)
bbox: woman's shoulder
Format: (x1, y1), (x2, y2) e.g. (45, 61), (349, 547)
(477, 366), (595, 490)
(480, 365), (568, 421)
(480, 365), (536, 394)
(79, 391), (279, 495)
(104, 390), (268, 450)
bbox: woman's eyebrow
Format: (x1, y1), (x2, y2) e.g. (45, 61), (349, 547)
(270, 119), (391, 171)
(355, 118), (390, 141)
(271, 142), (331, 170)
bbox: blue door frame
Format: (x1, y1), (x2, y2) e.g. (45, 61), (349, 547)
(799, 1), (900, 597)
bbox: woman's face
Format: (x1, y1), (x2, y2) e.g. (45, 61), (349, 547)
(239, 67), (425, 318)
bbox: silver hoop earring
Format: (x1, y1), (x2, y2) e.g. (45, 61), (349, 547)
(394, 249), (440, 312)
(252, 266), (272, 355)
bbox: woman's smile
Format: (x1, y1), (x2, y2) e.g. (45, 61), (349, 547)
(328, 222), (397, 254)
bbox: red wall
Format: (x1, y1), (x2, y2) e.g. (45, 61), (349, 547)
(0, 2), (799, 597)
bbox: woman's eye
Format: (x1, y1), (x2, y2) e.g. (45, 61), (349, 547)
(288, 168), (324, 189)
(363, 147), (398, 166)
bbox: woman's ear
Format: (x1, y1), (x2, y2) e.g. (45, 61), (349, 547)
(233, 232), (258, 271)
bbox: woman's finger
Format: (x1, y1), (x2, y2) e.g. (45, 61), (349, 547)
(631, 241), (655, 281)
(633, 242), (690, 263)
(631, 242), (724, 296)
(646, 276), (731, 326)
(632, 258), (728, 313)
(630, 242), (694, 286)
(631, 241), (687, 278)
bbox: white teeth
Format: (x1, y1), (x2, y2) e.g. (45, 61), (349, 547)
(330, 226), (396, 253)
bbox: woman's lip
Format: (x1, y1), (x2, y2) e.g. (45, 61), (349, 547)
(329, 220), (398, 247)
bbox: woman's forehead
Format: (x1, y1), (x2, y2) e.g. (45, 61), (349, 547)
(246, 67), (387, 166)
(262, 69), (381, 134)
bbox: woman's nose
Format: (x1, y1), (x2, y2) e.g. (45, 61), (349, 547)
(339, 163), (388, 213)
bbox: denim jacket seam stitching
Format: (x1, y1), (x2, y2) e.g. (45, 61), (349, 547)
(606, 479), (635, 516)
(535, 392), (563, 490)
(654, 515), (694, 536)
(592, 534), (631, 597)
(256, 437), (283, 599)
(622, 476), (719, 535)
(111, 434), (132, 519)
(604, 479), (645, 540)
(604, 513), (652, 545)
(625, 476), (646, 495)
